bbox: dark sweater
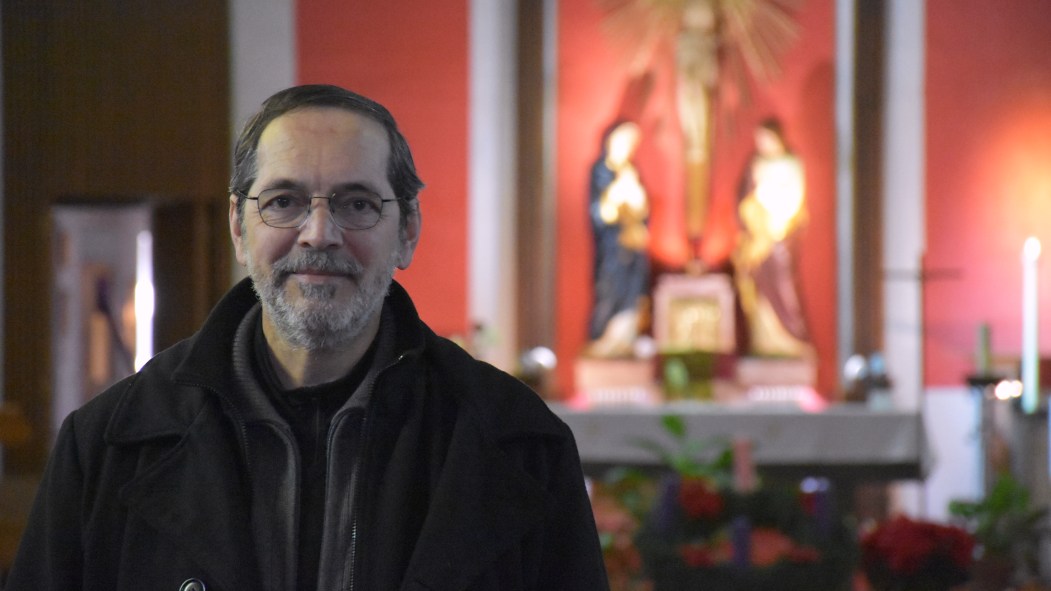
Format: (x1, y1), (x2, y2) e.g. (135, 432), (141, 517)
(251, 317), (376, 590)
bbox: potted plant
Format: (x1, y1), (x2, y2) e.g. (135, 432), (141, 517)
(948, 473), (1048, 590)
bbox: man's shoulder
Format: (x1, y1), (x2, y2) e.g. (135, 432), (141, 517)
(69, 338), (210, 445)
(422, 334), (568, 442)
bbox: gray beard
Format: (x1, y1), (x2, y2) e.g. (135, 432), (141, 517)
(246, 248), (396, 350)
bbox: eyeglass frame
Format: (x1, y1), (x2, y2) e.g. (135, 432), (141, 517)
(231, 187), (401, 231)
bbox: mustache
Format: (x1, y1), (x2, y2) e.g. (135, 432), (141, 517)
(271, 250), (364, 277)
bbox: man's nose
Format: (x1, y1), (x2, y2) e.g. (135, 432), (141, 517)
(297, 198), (342, 249)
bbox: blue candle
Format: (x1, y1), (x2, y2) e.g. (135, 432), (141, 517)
(731, 515), (751, 568)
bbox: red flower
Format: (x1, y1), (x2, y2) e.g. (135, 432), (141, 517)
(750, 527), (796, 567)
(677, 477), (725, 520)
(786, 545), (822, 564)
(680, 542), (717, 567)
(861, 515), (975, 588)
(681, 528), (822, 568)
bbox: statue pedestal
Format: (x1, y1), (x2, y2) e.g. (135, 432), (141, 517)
(573, 355), (818, 406)
(736, 356), (816, 387)
(577, 272), (818, 406)
(733, 355), (818, 406)
(574, 357), (661, 405)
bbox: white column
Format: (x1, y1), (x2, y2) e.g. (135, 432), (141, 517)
(228, 0), (297, 283)
(468, 0), (518, 370)
(883, 0), (990, 522)
(835, 0), (856, 388)
(883, 0), (926, 413)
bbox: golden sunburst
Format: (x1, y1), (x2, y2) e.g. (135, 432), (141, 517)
(598, 0), (803, 111)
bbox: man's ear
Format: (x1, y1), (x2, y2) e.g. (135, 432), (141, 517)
(396, 206), (421, 270)
(229, 195), (247, 266)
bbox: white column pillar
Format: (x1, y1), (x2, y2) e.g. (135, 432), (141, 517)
(228, 0), (297, 282)
(835, 0), (856, 390)
(883, 0), (926, 412)
(469, 0), (518, 370)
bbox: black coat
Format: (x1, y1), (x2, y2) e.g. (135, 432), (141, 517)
(8, 280), (609, 591)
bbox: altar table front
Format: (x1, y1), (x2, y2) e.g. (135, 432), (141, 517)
(550, 402), (930, 482)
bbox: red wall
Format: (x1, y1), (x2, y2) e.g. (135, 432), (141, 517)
(925, 0), (1051, 385)
(294, 1), (841, 397)
(556, 0), (837, 396)
(291, 1), (1051, 393)
(297, 0), (470, 337)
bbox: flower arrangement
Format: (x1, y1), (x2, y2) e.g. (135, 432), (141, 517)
(860, 515), (975, 591)
(593, 415), (856, 591)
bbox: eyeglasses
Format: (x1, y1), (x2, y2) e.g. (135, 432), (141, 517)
(235, 188), (398, 231)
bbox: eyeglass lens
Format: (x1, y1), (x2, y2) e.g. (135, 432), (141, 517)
(256, 189), (386, 230)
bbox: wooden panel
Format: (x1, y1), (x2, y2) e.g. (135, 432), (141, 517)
(153, 201), (232, 353)
(3, 0), (231, 474)
(515, 0), (557, 362)
(852, 0), (886, 357)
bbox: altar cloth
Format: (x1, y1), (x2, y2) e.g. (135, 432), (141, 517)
(551, 401), (931, 481)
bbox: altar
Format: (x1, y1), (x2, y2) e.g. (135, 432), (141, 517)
(551, 401), (931, 482)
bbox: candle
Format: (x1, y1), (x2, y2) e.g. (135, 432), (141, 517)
(731, 515), (751, 568)
(1022, 237), (1041, 414)
(732, 437), (757, 493)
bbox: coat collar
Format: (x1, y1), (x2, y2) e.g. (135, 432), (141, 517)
(106, 277), (428, 443)
(171, 277), (427, 390)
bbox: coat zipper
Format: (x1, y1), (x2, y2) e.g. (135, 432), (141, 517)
(346, 415), (367, 591)
(342, 352), (410, 591)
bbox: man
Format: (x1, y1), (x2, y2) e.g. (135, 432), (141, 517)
(8, 85), (609, 590)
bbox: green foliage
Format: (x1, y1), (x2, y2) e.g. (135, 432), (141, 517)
(662, 414), (687, 439)
(660, 353), (715, 400)
(602, 466), (658, 522)
(949, 473), (1047, 566)
(632, 414), (734, 485)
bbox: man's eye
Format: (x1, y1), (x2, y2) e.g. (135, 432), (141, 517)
(336, 195), (380, 213)
(261, 192), (304, 210)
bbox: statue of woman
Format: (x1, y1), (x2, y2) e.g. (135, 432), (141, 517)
(587, 121), (650, 358)
(734, 118), (811, 357)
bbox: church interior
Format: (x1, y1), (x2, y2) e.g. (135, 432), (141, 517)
(4, 1), (1051, 589)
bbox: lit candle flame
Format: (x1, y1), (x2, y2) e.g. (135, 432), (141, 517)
(1024, 236), (1042, 262)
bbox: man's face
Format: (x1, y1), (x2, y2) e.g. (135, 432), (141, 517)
(229, 107), (420, 350)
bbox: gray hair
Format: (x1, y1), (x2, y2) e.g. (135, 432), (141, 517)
(230, 84), (424, 228)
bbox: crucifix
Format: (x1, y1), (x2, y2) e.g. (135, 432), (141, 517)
(600, 0), (801, 266)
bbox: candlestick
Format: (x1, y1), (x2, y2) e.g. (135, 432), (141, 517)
(1022, 237), (1041, 414)
(975, 323), (991, 376)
